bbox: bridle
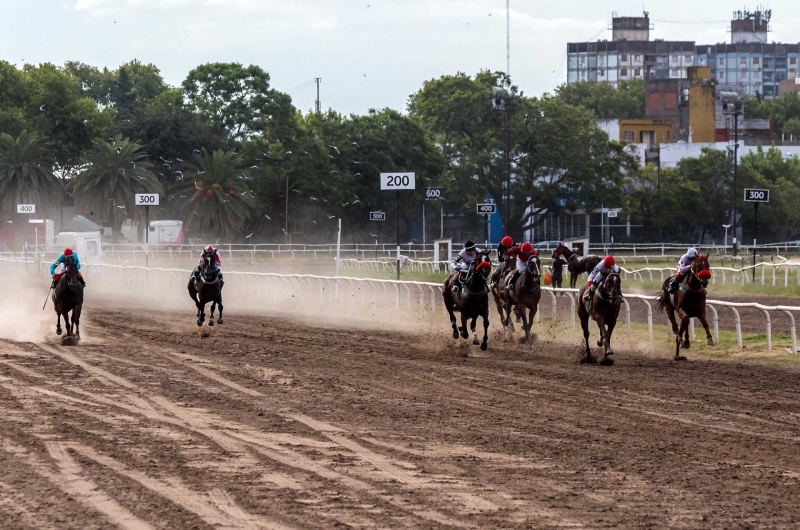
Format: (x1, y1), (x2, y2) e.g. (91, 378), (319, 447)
(521, 257), (541, 292)
(598, 272), (621, 304)
(686, 256), (710, 292)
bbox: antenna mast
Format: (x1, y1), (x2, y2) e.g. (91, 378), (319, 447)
(314, 78), (322, 114)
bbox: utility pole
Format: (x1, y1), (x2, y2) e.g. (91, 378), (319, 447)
(656, 146), (662, 242)
(315, 77), (322, 114)
(506, 0), (510, 78)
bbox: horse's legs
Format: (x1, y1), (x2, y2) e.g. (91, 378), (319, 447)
(64, 311), (72, 337)
(601, 318), (616, 366)
(446, 306), (459, 339)
(197, 300), (206, 327)
(579, 312), (595, 364)
(663, 290), (680, 336)
(675, 316), (689, 361)
(471, 316), (479, 345)
(208, 301), (216, 326)
(570, 273), (577, 289)
(596, 314), (606, 348)
(519, 307), (530, 344)
(56, 311), (62, 336)
(480, 309), (489, 351)
(72, 305), (82, 341)
(459, 312), (469, 340)
(216, 297), (224, 325)
(698, 310), (714, 346)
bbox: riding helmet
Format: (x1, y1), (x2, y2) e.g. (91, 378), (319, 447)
(64, 248), (74, 257)
(463, 240), (476, 250)
(603, 256), (616, 267)
(687, 247), (698, 259)
(501, 236), (513, 247)
(520, 242), (533, 254)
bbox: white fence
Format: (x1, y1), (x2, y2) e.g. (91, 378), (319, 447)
(2, 258), (798, 354)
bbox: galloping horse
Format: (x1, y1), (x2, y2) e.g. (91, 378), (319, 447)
(656, 254), (714, 361)
(443, 258), (492, 351)
(494, 255), (542, 344)
(52, 258), (83, 341)
(188, 254), (224, 327)
(577, 272), (622, 365)
(553, 244), (601, 289)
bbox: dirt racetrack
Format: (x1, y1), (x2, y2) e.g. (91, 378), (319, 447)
(3, 305), (800, 529)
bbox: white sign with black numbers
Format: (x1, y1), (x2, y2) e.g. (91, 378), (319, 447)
(476, 203), (497, 214)
(380, 172), (416, 190)
(16, 204), (35, 214)
(743, 188), (769, 203)
(135, 193), (160, 206)
(607, 210), (619, 218)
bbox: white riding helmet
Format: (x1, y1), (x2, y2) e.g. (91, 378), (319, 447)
(687, 247), (698, 259)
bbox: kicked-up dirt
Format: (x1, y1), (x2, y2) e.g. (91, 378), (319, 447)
(2, 304), (800, 528)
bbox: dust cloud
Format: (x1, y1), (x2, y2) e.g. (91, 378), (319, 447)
(0, 278), (55, 343)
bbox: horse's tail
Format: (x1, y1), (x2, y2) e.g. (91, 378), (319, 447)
(655, 290), (670, 314)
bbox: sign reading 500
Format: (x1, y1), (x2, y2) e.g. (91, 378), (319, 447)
(380, 172), (416, 190)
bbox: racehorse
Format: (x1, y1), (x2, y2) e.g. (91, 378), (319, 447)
(188, 254), (224, 327)
(576, 272), (622, 365)
(553, 244), (601, 289)
(494, 255), (542, 344)
(656, 254), (714, 361)
(52, 257), (83, 341)
(443, 259), (492, 351)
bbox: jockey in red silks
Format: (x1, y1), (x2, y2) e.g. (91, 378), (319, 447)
(505, 242), (536, 291)
(50, 248), (85, 289)
(192, 245), (224, 287)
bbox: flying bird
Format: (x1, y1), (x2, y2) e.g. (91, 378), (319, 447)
(329, 145), (340, 155)
(39, 105), (45, 112)
(327, 215), (336, 219)
(174, 171), (183, 176)
(116, 147), (122, 154)
(176, 158), (184, 162)
(245, 233), (253, 239)
(250, 165), (258, 169)
(351, 142), (359, 147)
(354, 173), (363, 177)
(83, 120), (89, 125)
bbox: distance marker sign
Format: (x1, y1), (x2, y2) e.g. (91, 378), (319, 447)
(135, 193), (160, 206)
(369, 211), (386, 221)
(477, 203), (497, 214)
(380, 173), (415, 190)
(743, 188), (769, 202)
(424, 187), (445, 200)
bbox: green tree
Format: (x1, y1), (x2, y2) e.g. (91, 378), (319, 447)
(182, 63), (295, 143)
(554, 78), (645, 119)
(71, 136), (162, 237)
(0, 130), (61, 217)
(113, 66), (135, 121)
(739, 146), (800, 241)
(676, 148), (733, 236)
(171, 149), (257, 238)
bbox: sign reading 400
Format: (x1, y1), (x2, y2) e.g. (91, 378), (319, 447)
(380, 172), (416, 190)
(135, 193), (160, 206)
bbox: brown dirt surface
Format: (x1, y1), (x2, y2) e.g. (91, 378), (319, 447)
(3, 304), (800, 528)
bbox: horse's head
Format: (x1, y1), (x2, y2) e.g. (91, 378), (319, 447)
(201, 254), (219, 282)
(62, 259), (80, 293)
(692, 254), (712, 289)
(466, 261), (492, 292)
(601, 272), (622, 303)
(553, 244), (567, 259)
(526, 255), (541, 279)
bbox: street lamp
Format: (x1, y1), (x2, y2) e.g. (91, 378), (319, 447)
(722, 224), (731, 252)
(721, 91), (743, 255)
(491, 86), (515, 236)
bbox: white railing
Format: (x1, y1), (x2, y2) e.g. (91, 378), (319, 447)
(4, 258), (797, 354)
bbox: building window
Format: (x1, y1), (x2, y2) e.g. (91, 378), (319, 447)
(621, 68), (628, 76)
(620, 54), (628, 62)
(685, 55), (692, 63)
(623, 131), (635, 142)
(719, 58), (725, 65)
(634, 69), (641, 76)
(753, 57), (760, 65)
(792, 57), (798, 65)
(599, 69), (605, 77)
(634, 55), (641, 62)
(740, 57), (747, 65)
(791, 71), (797, 79)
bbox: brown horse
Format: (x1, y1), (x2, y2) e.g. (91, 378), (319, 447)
(553, 244), (601, 289)
(443, 259), (492, 351)
(656, 254), (714, 361)
(52, 259), (84, 341)
(576, 272), (622, 365)
(500, 255), (542, 344)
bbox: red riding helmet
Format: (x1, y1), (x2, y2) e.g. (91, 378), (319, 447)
(520, 242), (533, 254)
(501, 236), (513, 247)
(63, 248), (74, 257)
(204, 245), (215, 253)
(603, 256), (616, 267)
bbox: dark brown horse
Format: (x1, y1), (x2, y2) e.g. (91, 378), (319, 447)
(52, 259), (84, 341)
(577, 272), (622, 365)
(188, 254), (224, 327)
(656, 254), (713, 361)
(495, 255), (542, 344)
(443, 259), (492, 351)
(553, 244), (601, 289)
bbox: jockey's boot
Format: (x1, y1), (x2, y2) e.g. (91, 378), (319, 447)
(668, 275), (683, 294)
(50, 278), (56, 290)
(506, 271), (521, 292)
(583, 286), (595, 302)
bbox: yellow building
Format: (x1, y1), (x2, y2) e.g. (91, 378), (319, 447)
(687, 66), (716, 143)
(619, 119), (674, 147)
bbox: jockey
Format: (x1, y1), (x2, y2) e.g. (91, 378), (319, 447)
(451, 240), (484, 291)
(193, 244), (224, 287)
(668, 247), (699, 293)
(496, 236), (515, 264)
(584, 256), (619, 301)
(505, 242), (535, 291)
(49, 248), (85, 289)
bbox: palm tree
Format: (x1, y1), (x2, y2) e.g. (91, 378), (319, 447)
(71, 136), (162, 238)
(0, 130), (61, 248)
(171, 149), (257, 238)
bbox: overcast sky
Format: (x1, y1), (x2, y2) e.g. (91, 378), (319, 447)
(3, 1), (800, 115)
